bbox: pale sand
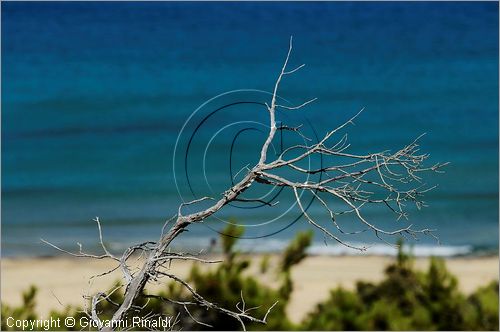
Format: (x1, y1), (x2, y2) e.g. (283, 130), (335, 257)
(2, 255), (498, 323)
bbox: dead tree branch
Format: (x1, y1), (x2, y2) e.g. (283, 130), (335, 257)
(43, 36), (445, 330)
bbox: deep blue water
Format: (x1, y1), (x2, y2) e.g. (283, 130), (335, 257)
(2, 2), (498, 256)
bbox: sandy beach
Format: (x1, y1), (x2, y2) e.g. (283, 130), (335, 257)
(2, 255), (498, 323)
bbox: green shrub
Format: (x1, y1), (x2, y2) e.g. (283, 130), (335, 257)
(1, 286), (38, 331)
(301, 243), (499, 331)
(170, 223), (298, 330)
(468, 280), (499, 331)
(2, 234), (498, 331)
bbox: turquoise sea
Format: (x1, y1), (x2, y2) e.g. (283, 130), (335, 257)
(2, 2), (498, 256)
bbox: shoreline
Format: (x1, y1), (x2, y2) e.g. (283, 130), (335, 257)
(3, 236), (497, 259)
(3, 243), (498, 259)
(2, 255), (498, 323)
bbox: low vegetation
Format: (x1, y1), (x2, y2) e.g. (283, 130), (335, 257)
(2, 228), (498, 331)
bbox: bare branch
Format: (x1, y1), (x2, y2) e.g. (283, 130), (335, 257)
(278, 124), (312, 142)
(283, 63), (305, 75)
(40, 238), (118, 262)
(51, 38), (445, 331)
(275, 97), (317, 110)
(178, 196), (214, 216)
